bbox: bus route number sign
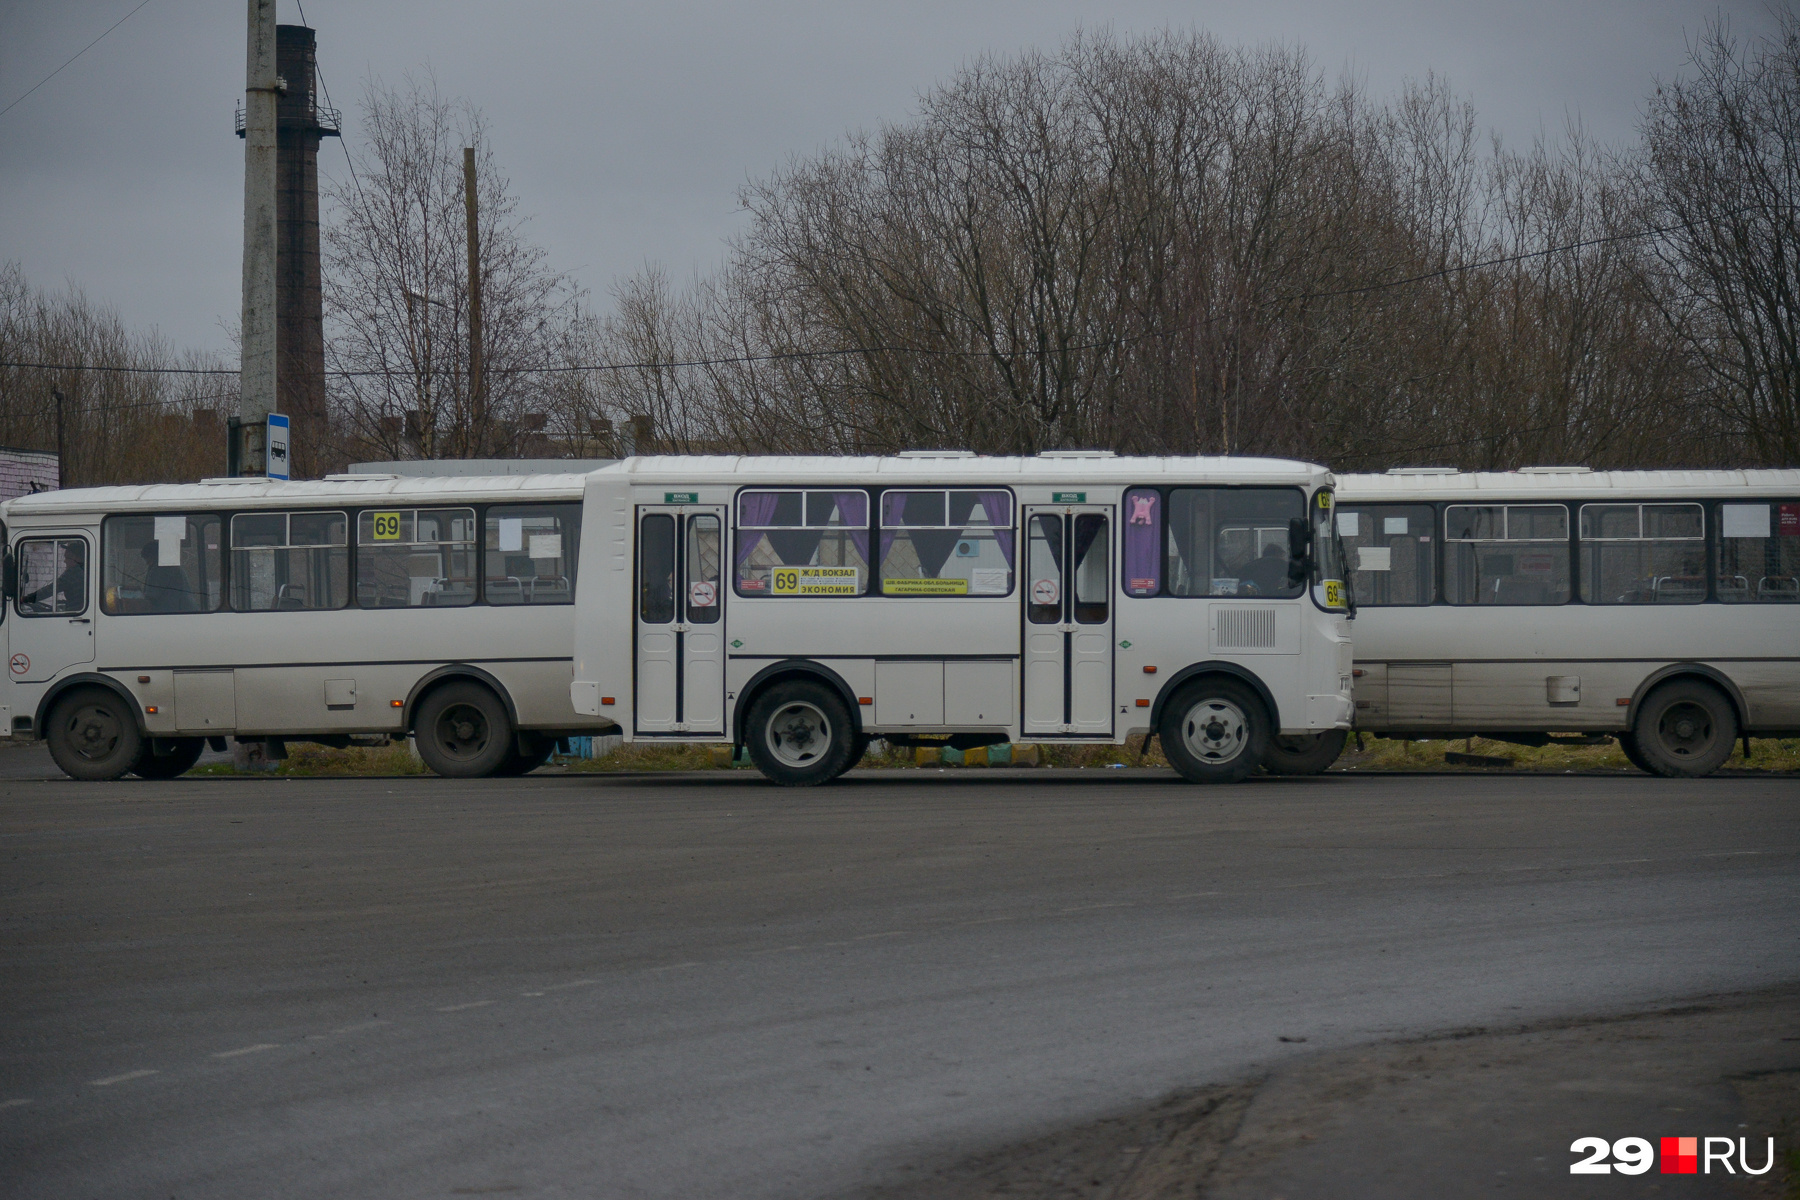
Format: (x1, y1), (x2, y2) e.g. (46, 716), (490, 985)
(371, 512), (402, 541)
(771, 566), (860, 596)
(1324, 580), (1346, 607)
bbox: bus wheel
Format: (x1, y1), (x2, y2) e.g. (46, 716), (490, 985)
(416, 682), (515, 778)
(747, 681), (854, 786)
(1615, 731), (1653, 774)
(1632, 680), (1737, 778)
(1262, 729), (1348, 776)
(132, 738), (205, 779)
(1159, 679), (1269, 785)
(45, 687), (145, 781)
(494, 734), (555, 776)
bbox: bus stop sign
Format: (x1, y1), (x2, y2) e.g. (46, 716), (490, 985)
(266, 413), (291, 480)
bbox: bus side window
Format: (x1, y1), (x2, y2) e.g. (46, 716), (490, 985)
(1073, 513), (1108, 624)
(484, 503), (579, 605)
(102, 513), (222, 614)
(1579, 503), (1705, 604)
(1717, 501), (1799, 603)
(233, 512), (350, 612)
(1337, 504), (1435, 605)
(639, 514), (675, 624)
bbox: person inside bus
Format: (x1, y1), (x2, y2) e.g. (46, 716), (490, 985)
(140, 539), (200, 613)
(23, 543), (85, 614)
(1240, 542), (1293, 596)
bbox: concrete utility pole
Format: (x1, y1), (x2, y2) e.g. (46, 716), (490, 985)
(464, 146), (484, 452)
(237, 0), (279, 476)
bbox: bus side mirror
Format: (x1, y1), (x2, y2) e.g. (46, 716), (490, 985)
(1286, 518), (1311, 586)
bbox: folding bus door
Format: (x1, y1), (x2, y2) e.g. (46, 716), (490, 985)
(634, 506), (727, 735)
(1021, 506), (1115, 736)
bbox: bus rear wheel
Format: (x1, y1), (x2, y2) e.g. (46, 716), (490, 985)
(133, 738), (205, 779)
(1262, 729), (1348, 776)
(1632, 680), (1737, 778)
(746, 681), (854, 786)
(494, 733), (555, 776)
(416, 682), (515, 778)
(1159, 678), (1269, 785)
(46, 687), (144, 781)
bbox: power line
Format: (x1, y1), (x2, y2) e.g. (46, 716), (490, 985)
(0, 0), (155, 121)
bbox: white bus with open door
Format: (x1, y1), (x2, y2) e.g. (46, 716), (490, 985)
(1, 473), (617, 780)
(569, 453), (1354, 785)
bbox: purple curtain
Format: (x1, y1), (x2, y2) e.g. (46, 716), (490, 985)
(832, 492), (870, 566)
(736, 491), (780, 569)
(977, 491), (1013, 567)
(879, 492), (907, 567)
(1123, 488), (1161, 595)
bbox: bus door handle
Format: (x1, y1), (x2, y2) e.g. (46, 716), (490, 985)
(69, 618), (91, 625)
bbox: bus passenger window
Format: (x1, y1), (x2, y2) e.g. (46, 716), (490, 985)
(687, 514), (721, 623)
(231, 511), (349, 611)
(1717, 500), (1799, 603)
(484, 503), (579, 605)
(879, 490), (1013, 596)
(356, 509), (475, 608)
(102, 514), (222, 614)
(14, 537), (86, 616)
(1336, 504), (1434, 605)
(1073, 514), (1108, 623)
(1121, 489), (1161, 597)
(1444, 505), (1570, 605)
(734, 490), (868, 596)
(1579, 503), (1705, 604)
(639, 513), (675, 623)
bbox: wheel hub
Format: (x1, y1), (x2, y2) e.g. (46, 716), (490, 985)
(1658, 701), (1713, 758)
(767, 702), (831, 769)
(1183, 699), (1248, 764)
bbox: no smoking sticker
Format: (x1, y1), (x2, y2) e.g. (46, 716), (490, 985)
(9, 653), (28, 675)
(1031, 578), (1059, 606)
(689, 581), (717, 607)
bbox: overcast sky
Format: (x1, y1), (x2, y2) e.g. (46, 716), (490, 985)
(0, 0), (1787, 359)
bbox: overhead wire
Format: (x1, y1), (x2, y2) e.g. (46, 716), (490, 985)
(0, 0), (156, 120)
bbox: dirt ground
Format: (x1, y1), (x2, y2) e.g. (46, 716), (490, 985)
(850, 987), (1800, 1200)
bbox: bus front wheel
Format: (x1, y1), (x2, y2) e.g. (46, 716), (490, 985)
(746, 681), (855, 786)
(1262, 729), (1348, 776)
(416, 682), (515, 778)
(1159, 678), (1269, 785)
(1631, 680), (1737, 778)
(46, 687), (145, 781)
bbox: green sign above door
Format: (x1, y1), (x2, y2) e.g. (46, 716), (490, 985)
(664, 492), (698, 504)
(1051, 491), (1086, 504)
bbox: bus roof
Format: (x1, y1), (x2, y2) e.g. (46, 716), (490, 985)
(1338, 467), (1800, 500)
(603, 454), (1331, 487)
(0, 472), (592, 519)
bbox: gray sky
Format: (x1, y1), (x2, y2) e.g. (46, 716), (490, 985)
(0, 0), (1786, 359)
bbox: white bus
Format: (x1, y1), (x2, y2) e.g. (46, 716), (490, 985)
(568, 453), (1354, 785)
(1, 473), (615, 780)
(1326, 467), (1800, 776)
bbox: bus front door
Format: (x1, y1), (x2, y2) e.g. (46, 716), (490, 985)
(634, 506), (726, 735)
(1021, 506), (1115, 737)
(8, 533), (96, 684)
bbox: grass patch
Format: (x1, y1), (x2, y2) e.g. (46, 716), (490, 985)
(1337, 734), (1800, 773)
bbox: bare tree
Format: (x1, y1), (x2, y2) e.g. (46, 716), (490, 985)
(323, 74), (581, 463)
(1640, 11), (1800, 465)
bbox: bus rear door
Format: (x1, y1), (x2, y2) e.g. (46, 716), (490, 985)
(1021, 505), (1114, 736)
(634, 505), (726, 735)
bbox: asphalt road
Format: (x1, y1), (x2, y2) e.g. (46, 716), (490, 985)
(1, 761), (1795, 1199)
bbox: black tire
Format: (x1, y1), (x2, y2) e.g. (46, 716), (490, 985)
(132, 738), (205, 779)
(45, 687), (145, 781)
(1631, 680), (1737, 778)
(1262, 729), (1348, 776)
(1615, 730), (1653, 775)
(415, 682), (515, 778)
(1158, 678), (1270, 785)
(493, 733), (555, 777)
(745, 680), (855, 786)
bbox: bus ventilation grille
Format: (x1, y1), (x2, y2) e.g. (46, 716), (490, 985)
(1215, 607), (1278, 650)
